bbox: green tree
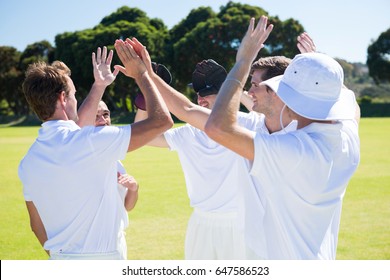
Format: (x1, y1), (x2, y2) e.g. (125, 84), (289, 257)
(367, 27), (390, 83)
(19, 40), (55, 69)
(0, 46), (24, 115)
(168, 1), (305, 96)
(54, 6), (169, 113)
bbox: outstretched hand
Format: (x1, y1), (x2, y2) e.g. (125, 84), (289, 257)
(114, 39), (147, 80)
(236, 16), (273, 64)
(92, 46), (119, 87)
(297, 32), (316, 53)
(126, 37), (153, 75)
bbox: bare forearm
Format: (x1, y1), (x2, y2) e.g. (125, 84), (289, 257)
(151, 73), (210, 130)
(124, 189), (139, 211)
(128, 73), (173, 151)
(77, 83), (107, 127)
(205, 60), (255, 160)
(136, 72), (171, 122)
(134, 109), (170, 147)
(208, 60), (250, 130)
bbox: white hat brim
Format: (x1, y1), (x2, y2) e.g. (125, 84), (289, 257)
(262, 75), (356, 120)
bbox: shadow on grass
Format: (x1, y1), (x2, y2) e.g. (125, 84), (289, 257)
(0, 115), (41, 127)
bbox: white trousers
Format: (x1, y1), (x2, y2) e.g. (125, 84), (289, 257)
(185, 209), (246, 260)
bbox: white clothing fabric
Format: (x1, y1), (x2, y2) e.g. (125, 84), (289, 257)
(19, 120), (131, 256)
(164, 111), (262, 259)
(164, 111), (262, 212)
(50, 251), (121, 260)
(116, 161), (129, 260)
(237, 119), (297, 259)
(185, 209), (246, 259)
(116, 161), (128, 204)
(250, 119), (360, 259)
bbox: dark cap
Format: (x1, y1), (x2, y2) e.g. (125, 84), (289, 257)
(134, 62), (172, 110)
(189, 59), (227, 97)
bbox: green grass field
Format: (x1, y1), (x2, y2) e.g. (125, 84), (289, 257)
(0, 119), (389, 260)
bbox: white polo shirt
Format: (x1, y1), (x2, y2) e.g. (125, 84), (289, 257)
(18, 120), (131, 254)
(250, 119), (360, 259)
(164, 111), (263, 213)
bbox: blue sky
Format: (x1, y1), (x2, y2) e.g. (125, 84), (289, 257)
(1, 0), (389, 63)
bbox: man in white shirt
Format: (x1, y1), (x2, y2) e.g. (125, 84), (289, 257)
(205, 16), (360, 259)
(18, 40), (173, 259)
(128, 32), (316, 259)
(134, 59), (263, 259)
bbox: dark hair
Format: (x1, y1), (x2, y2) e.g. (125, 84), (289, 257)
(251, 56), (291, 80)
(22, 61), (71, 121)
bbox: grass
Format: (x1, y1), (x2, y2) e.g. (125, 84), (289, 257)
(0, 119), (389, 260)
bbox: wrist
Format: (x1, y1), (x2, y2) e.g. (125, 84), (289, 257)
(134, 71), (149, 83)
(127, 183), (139, 192)
(91, 82), (108, 91)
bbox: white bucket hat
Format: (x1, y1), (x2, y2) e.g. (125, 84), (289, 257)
(261, 52), (356, 120)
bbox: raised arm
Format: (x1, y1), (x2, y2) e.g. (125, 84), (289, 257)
(77, 47), (119, 127)
(129, 38), (211, 131)
(205, 16), (273, 161)
(114, 39), (173, 152)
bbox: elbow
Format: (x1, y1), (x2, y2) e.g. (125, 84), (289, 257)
(162, 113), (174, 130)
(154, 113), (174, 133)
(204, 118), (223, 142)
(125, 204), (135, 212)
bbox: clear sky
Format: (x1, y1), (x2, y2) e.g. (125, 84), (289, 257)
(1, 0), (389, 63)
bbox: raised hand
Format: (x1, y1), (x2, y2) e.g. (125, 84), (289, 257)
(126, 37), (153, 75)
(297, 32), (316, 53)
(92, 46), (118, 87)
(236, 16), (273, 64)
(114, 39), (147, 80)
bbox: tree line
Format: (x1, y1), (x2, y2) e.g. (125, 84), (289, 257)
(1, 1), (389, 118)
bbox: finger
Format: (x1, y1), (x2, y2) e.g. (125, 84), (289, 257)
(125, 38), (140, 56)
(126, 42), (138, 59)
(115, 40), (132, 62)
(112, 66), (120, 77)
(96, 47), (102, 64)
(132, 37), (145, 56)
(297, 41), (305, 53)
(92, 52), (96, 67)
(248, 17), (255, 33)
(106, 49), (114, 65)
(265, 24), (274, 38)
(141, 47), (152, 72)
(257, 15), (268, 32)
(114, 65), (127, 75)
(102, 46), (108, 64)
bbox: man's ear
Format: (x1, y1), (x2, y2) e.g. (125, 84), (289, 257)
(58, 91), (67, 108)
